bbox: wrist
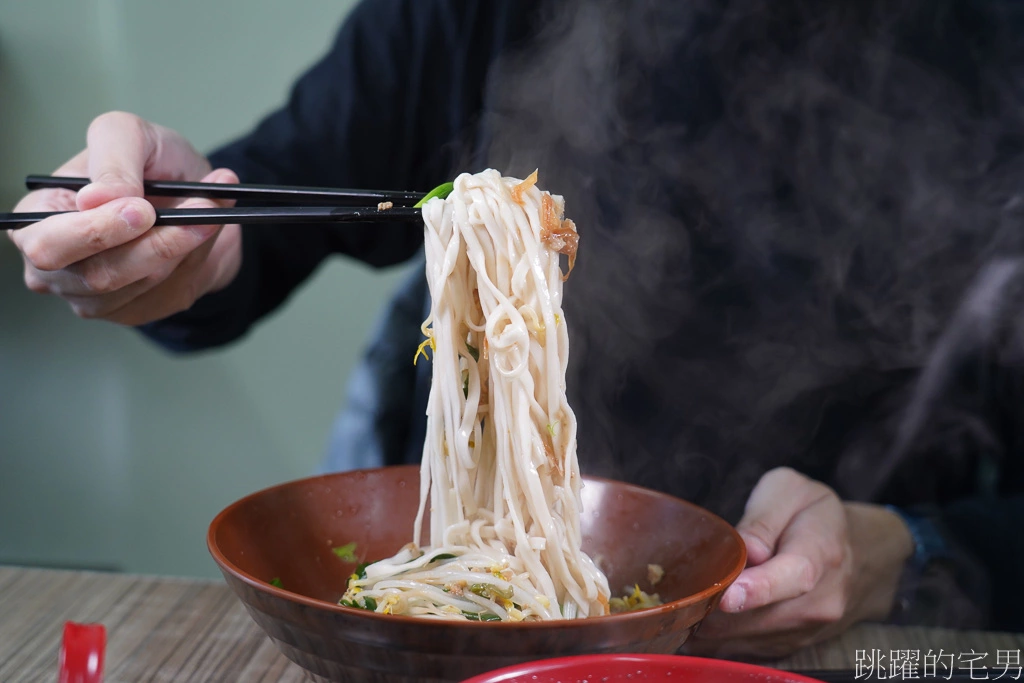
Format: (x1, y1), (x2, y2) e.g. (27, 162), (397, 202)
(844, 502), (915, 621)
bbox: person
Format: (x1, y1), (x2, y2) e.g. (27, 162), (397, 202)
(8, 0), (1024, 659)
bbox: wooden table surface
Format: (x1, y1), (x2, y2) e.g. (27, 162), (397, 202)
(2, 565), (1022, 682)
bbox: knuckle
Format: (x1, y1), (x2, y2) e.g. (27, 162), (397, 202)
(767, 466), (802, 484)
(176, 278), (202, 314)
(811, 593), (846, 625)
(809, 479), (838, 501)
(745, 574), (772, 606)
(23, 267), (50, 294)
(69, 299), (103, 320)
(81, 218), (111, 252)
(148, 228), (183, 262)
(822, 539), (847, 570)
(743, 519), (777, 549)
(794, 555), (819, 594)
(77, 259), (119, 294)
(20, 237), (60, 272)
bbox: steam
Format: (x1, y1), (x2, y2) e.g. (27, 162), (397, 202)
(479, 0), (1024, 529)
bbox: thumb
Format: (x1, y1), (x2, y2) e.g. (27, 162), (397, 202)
(77, 112), (153, 210)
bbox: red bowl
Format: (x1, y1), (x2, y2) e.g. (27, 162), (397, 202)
(461, 654), (825, 683)
(208, 465), (746, 682)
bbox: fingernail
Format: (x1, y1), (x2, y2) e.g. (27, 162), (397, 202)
(121, 203), (147, 230)
(722, 585), (746, 612)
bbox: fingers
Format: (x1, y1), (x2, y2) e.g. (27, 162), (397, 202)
(721, 468), (841, 612)
(11, 196), (156, 272)
(101, 218), (243, 326)
(40, 167), (238, 298)
(8, 185), (78, 248)
(735, 467), (832, 565)
(697, 566), (850, 640)
(101, 234), (221, 326)
(18, 167), (239, 326)
(46, 222), (217, 300)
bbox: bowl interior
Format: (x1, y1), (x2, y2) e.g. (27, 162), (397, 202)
(210, 466), (743, 608)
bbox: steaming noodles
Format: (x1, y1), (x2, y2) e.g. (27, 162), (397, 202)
(339, 169), (631, 621)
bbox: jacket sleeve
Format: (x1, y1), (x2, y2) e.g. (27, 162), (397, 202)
(937, 494), (1024, 631)
(889, 361), (1024, 632)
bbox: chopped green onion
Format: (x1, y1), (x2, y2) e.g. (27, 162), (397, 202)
(340, 597), (376, 612)
(414, 181), (455, 209)
(269, 577), (283, 588)
(469, 583), (514, 601)
(462, 610), (502, 622)
(430, 553), (457, 562)
(332, 542), (358, 562)
(466, 343), (480, 362)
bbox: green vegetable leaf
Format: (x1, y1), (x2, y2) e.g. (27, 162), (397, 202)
(340, 596), (377, 612)
(469, 583), (514, 601)
(462, 610), (502, 622)
(355, 562), (371, 579)
(430, 553), (457, 562)
(414, 181), (455, 209)
(332, 542), (358, 562)
(269, 577), (283, 588)
(466, 343), (480, 362)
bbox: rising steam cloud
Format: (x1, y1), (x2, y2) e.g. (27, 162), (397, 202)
(480, 0), (1024, 537)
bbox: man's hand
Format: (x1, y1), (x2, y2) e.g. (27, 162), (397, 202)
(686, 467), (914, 660)
(7, 111), (243, 326)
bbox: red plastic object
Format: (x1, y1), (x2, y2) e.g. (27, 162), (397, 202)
(58, 622), (106, 683)
(460, 654), (827, 683)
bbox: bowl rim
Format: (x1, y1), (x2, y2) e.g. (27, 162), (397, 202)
(459, 654), (827, 682)
(207, 464), (747, 630)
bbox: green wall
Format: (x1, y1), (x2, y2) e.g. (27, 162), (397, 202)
(0, 0), (412, 577)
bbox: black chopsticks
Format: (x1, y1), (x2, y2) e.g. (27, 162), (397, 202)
(24, 175), (425, 206)
(2, 206), (423, 230)
(1, 175), (430, 230)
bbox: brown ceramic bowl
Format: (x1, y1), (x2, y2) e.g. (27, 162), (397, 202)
(207, 465), (745, 683)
